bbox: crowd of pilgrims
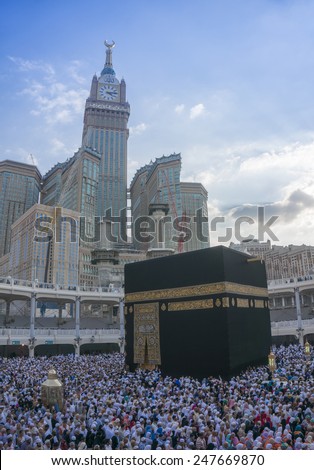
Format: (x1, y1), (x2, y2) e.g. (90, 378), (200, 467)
(0, 344), (314, 450)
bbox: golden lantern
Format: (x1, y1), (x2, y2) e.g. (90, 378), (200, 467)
(268, 351), (276, 373)
(41, 368), (64, 410)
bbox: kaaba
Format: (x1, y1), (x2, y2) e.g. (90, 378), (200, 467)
(124, 246), (271, 378)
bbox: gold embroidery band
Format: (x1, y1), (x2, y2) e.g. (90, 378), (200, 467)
(237, 298), (249, 308)
(125, 281), (268, 303)
(168, 298), (214, 312)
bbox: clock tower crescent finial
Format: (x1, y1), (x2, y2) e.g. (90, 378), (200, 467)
(104, 40), (115, 68)
(104, 40), (115, 49)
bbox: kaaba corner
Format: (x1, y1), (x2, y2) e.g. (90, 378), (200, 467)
(124, 246), (271, 378)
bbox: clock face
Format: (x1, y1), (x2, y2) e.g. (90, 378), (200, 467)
(98, 85), (119, 101)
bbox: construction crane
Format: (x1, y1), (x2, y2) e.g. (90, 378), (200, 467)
(160, 169), (185, 253)
(29, 154), (36, 166)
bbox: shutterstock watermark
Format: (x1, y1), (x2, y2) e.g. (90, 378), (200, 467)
(34, 206), (279, 245)
(210, 207), (279, 243)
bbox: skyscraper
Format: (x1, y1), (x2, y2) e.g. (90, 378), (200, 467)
(130, 154), (182, 252)
(82, 41), (130, 241)
(42, 39), (131, 285)
(130, 154), (210, 253)
(57, 147), (100, 228)
(41, 146), (101, 286)
(58, 147), (100, 287)
(0, 160), (42, 257)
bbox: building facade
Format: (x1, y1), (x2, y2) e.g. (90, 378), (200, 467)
(91, 246), (146, 288)
(229, 239), (272, 258)
(229, 240), (314, 281)
(264, 244), (314, 281)
(40, 163), (64, 207)
(9, 204), (80, 286)
(180, 182), (209, 252)
(0, 253), (9, 278)
(42, 147), (100, 221)
(60, 148), (100, 286)
(82, 41), (130, 241)
(0, 160), (42, 257)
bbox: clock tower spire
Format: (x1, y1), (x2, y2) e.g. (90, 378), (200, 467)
(82, 41), (130, 242)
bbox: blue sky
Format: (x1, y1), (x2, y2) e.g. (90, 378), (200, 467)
(1, 0), (314, 247)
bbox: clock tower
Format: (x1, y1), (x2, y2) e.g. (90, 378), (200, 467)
(82, 41), (130, 241)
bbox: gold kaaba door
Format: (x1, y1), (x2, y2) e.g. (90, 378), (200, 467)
(134, 302), (161, 368)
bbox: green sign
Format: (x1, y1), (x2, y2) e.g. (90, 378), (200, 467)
(45, 340), (54, 345)
(11, 340), (20, 345)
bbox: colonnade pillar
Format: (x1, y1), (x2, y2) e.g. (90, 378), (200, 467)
(58, 304), (63, 324)
(75, 297), (81, 356)
(119, 300), (125, 353)
(29, 293), (36, 358)
(5, 300), (11, 326)
(294, 287), (304, 346)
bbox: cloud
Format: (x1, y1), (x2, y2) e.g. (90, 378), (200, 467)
(206, 185), (314, 247)
(187, 139), (314, 208)
(8, 56), (55, 77)
(175, 104), (185, 114)
(190, 103), (205, 119)
(66, 60), (86, 85)
(10, 56), (88, 125)
(230, 189), (314, 223)
(182, 139), (314, 246)
(129, 123), (148, 136)
(50, 138), (68, 155)
(21, 80), (88, 124)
